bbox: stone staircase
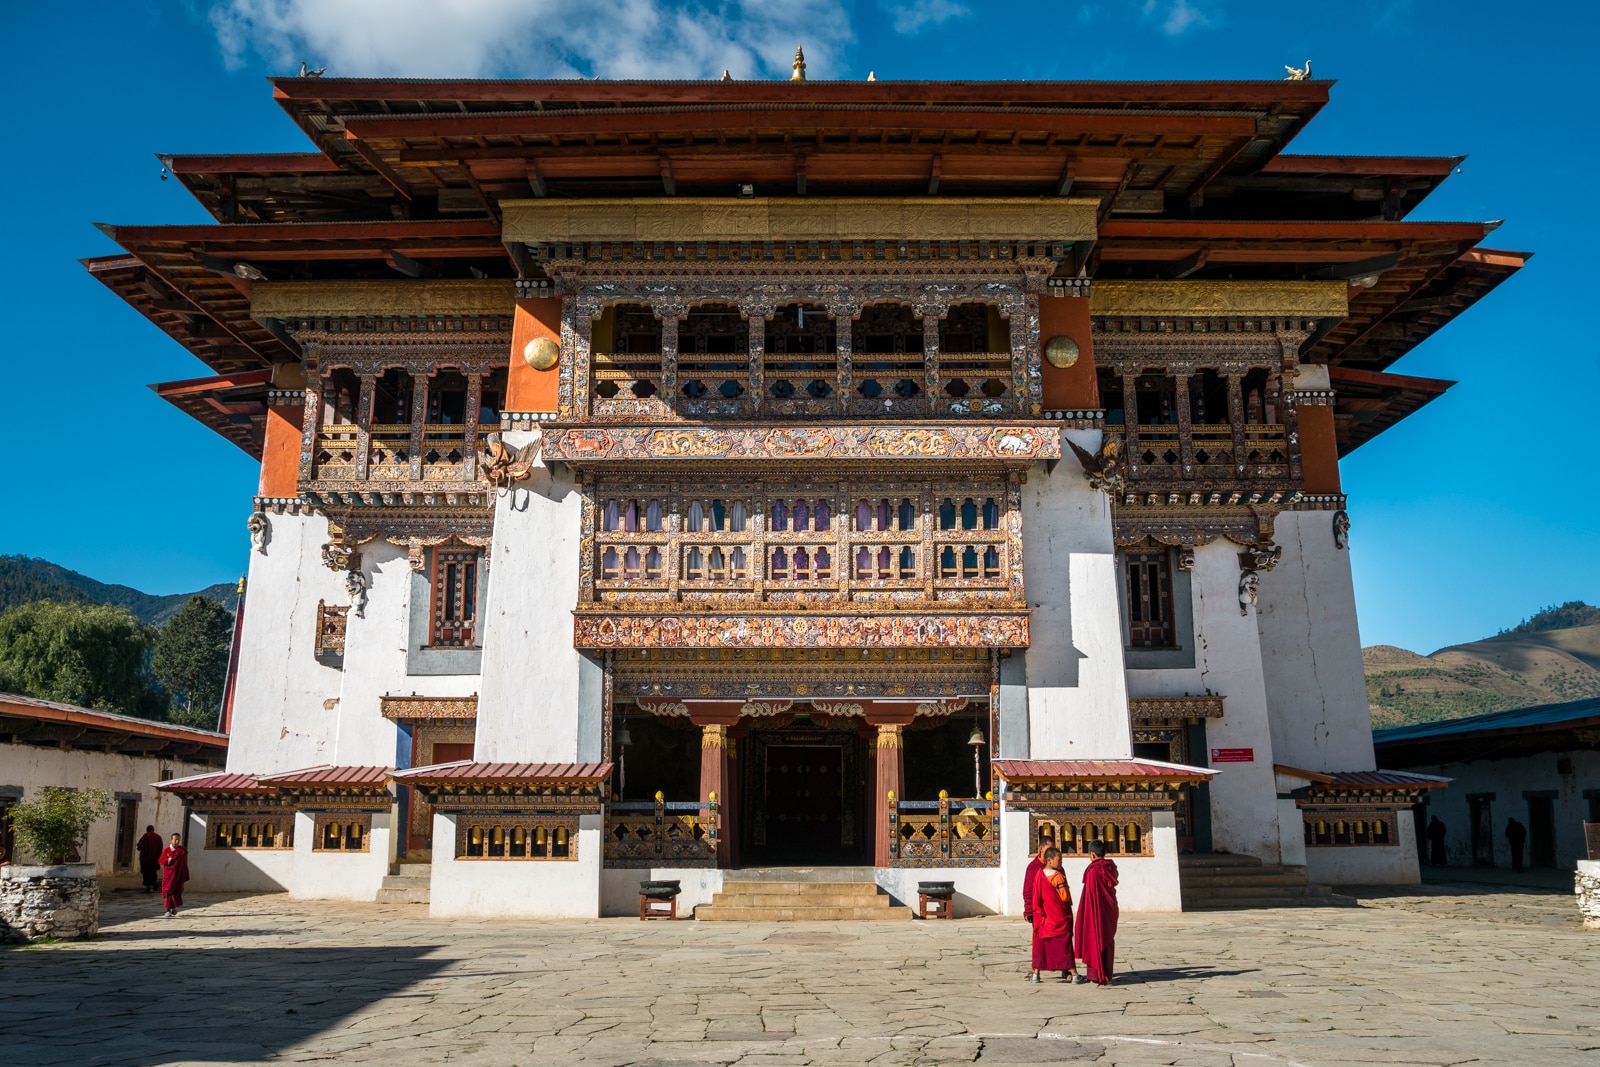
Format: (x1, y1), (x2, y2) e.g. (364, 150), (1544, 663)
(1180, 853), (1356, 910)
(375, 861), (431, 905)
(696, 868), (913, 921)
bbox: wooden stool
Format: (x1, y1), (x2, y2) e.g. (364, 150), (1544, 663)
(918, 893), (954, 919)
(639, 894), (678, 920)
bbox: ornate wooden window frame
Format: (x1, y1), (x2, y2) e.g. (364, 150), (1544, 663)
(312, 812), (373, 852)
(1028, 811), (1154, 858)
(206, 812), (294, 851)
(455, 815), (579, 861)
(1301, 808), (1398, 848)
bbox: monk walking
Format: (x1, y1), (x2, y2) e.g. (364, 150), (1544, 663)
(1075, 840), (1119, 986)
(1025, 846), (1081, 983)
(159, 832), (190, 918)
(1021, 834), (1053, 978)
(135, 824), (164, 894)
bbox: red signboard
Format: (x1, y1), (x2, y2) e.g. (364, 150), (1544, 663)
(1210, 748), (1255, 763)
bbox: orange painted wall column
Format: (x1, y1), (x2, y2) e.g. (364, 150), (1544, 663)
(507, 297), (562, 414)
(1297, 404), (1342, 494)
(1038, 295), (1099, 411)
(258, 401), (305, 498)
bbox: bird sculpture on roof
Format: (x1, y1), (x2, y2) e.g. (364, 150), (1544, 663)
(298, 61), (327, 78)
(1284, 60), (1311, 81)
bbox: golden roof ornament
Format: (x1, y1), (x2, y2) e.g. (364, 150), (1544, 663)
(1284, 60), (1311, 81)
(791, 46), (807, 81)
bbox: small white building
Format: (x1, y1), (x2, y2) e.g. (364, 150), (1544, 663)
(1375, 698), (1600, 872)
(0, 694), (227, 882)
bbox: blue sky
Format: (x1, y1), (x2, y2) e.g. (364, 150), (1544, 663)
(3, 1), (1593, 654)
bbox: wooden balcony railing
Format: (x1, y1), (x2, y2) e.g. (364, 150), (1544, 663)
(1109, 422), (1292, 487)
(887, 794), (999, 868)
(604, 796), (719, 868)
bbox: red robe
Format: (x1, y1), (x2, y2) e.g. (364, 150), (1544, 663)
(1022, 855), (1044, 923)
(159, 845), (190, 910)
(1075, 857), (1119, 984)
(136, 831), (163, 881)
(1026, 866), (1075, 973)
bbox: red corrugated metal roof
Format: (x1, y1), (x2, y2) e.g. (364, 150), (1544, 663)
(255, 765), (393, 785)
(992, 759), (1214, 780)
(156, 772), (274, 794)
(1, 692), (229, 749)
(1329, 770), (1449, 789)
(390, 761), (612, 782)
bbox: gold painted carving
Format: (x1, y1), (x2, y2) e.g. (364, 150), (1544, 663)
(702, 724), (728, 749)
(877, 724), (904, 748)
(1090, 281), (1348, 318)
(811, 701), (865, 717)
(253, 280), (516, 318)
(741, 700), (795, 718)
(1128, 695), (1225, 722)
(380, 694), (480, 722)
(503, 197), (1097, 245)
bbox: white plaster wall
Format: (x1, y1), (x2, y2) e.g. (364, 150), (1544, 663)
(428, 812), (602, 917)
(1403, 749), (1600, 870)
(184, 812), (294, 893)
(1000, 807), (1032, 916)
(999, 805), (1182, 914)
(1277, 799), (1307, 867)
(0, 744), (211, 878)
(288, 809), (393, 901)
(874, 867), (1001, 917)
(230, 511), (345, 773)
(1256, 510), (1376, 772)
(1187, 540), (1281, 863)
(600, 867), (724, 917)
(475, 441), (587, 762)
(1022, 440), (1132, 760)
(1304, 817), (1420, 885)
(333, 539), (480, 768)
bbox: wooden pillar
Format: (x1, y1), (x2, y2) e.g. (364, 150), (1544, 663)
(408, 372), (427, 480)
(354, 374), (376, 479)
(1174, 369), (1195, 479)
(462, 373), (483, 480)
(1226, 373), (1247, 478)
(873, 724), (904, 867)
(700, 724), (730, 867)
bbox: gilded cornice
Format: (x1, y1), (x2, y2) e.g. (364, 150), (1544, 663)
(379, 694), (480, 722)
(252, 280), (516, 319)
(503, 197), (1098, 245)
(1129, 695), (1226, 722)
(1090, 281), (1348, 318)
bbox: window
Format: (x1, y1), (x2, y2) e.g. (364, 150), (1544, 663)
(457, 816), (577, 860)
(313, 813), (372, 852)
(1124, 549), (1174, 648)
(431, 547), (480, 647)
(208, 815), (293, 850)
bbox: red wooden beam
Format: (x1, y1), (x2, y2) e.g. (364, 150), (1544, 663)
(1261, 154), (1463, 177)
(1098, 220), (1495, 242)
(102, 219), (501, 245)
(164, 152), (342, 175)
(1328, 366), (1454, 393)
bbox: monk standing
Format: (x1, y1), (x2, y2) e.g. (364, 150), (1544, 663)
(1075, 840), (1120, 985)
(1025, 847), (1080, 983)
(135, 824), (164, 894)
(159, 832), (190, 918)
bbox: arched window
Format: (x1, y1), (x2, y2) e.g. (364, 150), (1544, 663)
(624, 500), (640, 532)
(939, 499), (957, 530)
(983, 546), (1000, 579)
(899, 547), (916, 579)
(962, 546), (978, 578)
(771, 500), (789, 531)
(685, 547), (704, 579)
(815, 501), (831, 530)
(982, 497), (1000, 530)
(603, 500), (619, 532)
(730, 547), (748, 579)
(687, 501), (705, 532)
(711, 500), (726, 531)
(707, 547), (726, 579)
(729, 501), (746, 532)
(960, 498), (978, 530)
(793, 500), (810, 531)
(856, 499), (872, 531)
(815, 547), (832, 578)
(646, 500), (663, 532)
(770, 547), (789, 579)
(793, 547), (811, 580)
(877, 499), (892, 531)
(898, 499), (916, 531)
(602, 547), (620, 579)
(940, 545), (957, 578)
(856, 546), (873, 579)
(877, 547), (892, 578)
(645, 547), (663, 579)
(623, 547), (642, 579)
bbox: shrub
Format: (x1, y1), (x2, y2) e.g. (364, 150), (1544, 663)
(9, 787), (111, 865)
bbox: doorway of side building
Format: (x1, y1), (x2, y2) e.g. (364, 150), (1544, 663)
(1469, 795), (1495, 866)
(408, 725), (475, 855)
(1527, 795), (1557, 868)
(742, 724), (869, 867)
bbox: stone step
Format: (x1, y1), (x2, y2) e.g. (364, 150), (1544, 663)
(710, 891), (895, 909)
(1182, 892), (1358, 909)
(722, 867), (879, 883)
(1179, 853), (1268, 869)
(375, 886), (430, 904)
(379, 874), (432, 890)
(697, 904), (914, 921)
(376, 864), (432, 904)
(714, 880), (886, 896)
(1182, 870), (1311, 889)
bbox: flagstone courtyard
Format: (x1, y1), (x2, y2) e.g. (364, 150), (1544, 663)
(3, 876), (1595, 1067)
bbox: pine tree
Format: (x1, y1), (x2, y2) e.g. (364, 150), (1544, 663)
(152, 595), (235, 729)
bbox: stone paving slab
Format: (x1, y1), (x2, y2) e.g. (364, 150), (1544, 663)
(1, 881), (1595, 1067)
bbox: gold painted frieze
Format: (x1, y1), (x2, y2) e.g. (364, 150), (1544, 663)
(544, 422), (1060, 464)
(574, 611), (1029, 650)
(1090, 280), (1348, 318)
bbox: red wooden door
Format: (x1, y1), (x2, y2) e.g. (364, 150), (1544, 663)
(409, 741), (475, 852)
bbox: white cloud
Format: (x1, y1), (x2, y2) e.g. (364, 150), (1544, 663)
(881, 0), (971, 35)
(1140, 0), (1209, 35)
(209, 0), (853, 80)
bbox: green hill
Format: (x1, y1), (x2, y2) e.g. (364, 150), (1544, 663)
(0, 555), (238, 627)
(1365, 603), (1600, 728)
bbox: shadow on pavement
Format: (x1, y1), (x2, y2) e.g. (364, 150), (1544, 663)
(1120, 965), (1257, 983)
(0, 944), (450, 1066)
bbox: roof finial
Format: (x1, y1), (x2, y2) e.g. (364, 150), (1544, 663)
(791, 46), (807, 81)
(721, 69), (731, 81)
(1284, 59), (1311, 81)
(867, 71), (876, 81)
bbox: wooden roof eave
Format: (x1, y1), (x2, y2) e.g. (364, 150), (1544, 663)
(150, 371), (273, 459)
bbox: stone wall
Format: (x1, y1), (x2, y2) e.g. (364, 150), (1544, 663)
(1578, 860), (1600, 931)
(0, 864), (99, 942)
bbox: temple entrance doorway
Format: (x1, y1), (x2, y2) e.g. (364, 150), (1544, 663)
(408, 727), (475, 854)
(743, 726), (869, 867)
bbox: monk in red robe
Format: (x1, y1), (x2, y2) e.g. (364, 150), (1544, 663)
(1075, 840), (1119, 985)
(1025, 847), (1080, 983)
(159, 833), (190, 918)
(135, 825), (164, 894)
(1021, 836), (1055, 981)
